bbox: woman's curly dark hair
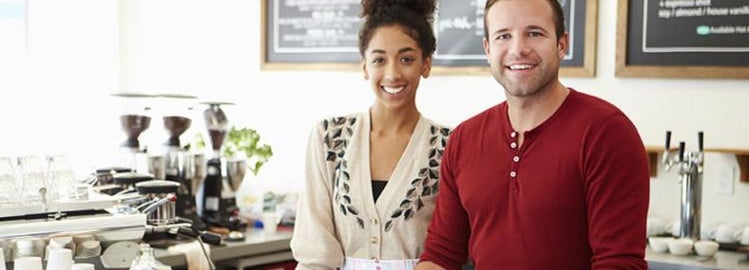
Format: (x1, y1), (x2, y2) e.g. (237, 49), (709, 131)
(358, 0), (437, 59)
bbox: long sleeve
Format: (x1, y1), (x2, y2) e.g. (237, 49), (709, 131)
(291, 124), (344, 270)
(419, 128), (470, 270)
(584, 113), (649, 269)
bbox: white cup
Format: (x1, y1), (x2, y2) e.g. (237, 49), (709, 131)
(668, 238), (694, 256)
(46, 248), (73, 270)
(664, 219), (681, 237)
(0, 240), (11, 263)
(701, 222), (722, 240)
(14, 238), (45, 259)
(647, 217), (667, 237)
(71, 263), (95, 270)
(75, 240), (101, 259)
(261, 212), (280, 234)
(0, 247), (6, 270)
(694, 240), (719, 257)
(13, 256), (43, 270)
(714, 223), (744, 243)
(648, 236), (673, 253)
(733, 226), (749, 245)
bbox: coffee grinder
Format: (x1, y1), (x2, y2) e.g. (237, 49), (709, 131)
(158, 94), (206, 229)
(112, 93), (153, 172)
(199, 102), (242, 229)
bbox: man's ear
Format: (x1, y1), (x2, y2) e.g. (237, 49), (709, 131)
(362, 60), (369, 80)
(557, 32), (569, 59)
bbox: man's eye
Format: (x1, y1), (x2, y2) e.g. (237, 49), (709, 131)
(529, 32), (543, 37)
(496, 34), (510, 40)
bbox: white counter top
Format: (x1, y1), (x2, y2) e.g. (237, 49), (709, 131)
(647, 247), (749, 270)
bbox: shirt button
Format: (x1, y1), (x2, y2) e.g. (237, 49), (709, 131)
(513, 156), (520, 162)
(510, 142), (517, 149)
(510, 171), (517, 177)
(370, 218), (378, 225)
(511, 132), (517, 138)
(370, 237), (378, 244)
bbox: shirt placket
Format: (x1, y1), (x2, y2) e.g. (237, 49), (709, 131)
(368, 216), (382, 263)
(509, 131), (521, 191)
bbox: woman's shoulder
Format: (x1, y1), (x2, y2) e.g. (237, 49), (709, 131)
(420, 116), (453, 138)
(313, 112), (365, 132)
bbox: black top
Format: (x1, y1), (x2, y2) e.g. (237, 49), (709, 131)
(371, 179), (388, 203)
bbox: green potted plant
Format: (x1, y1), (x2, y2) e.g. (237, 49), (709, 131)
(195, 126), (273, 176)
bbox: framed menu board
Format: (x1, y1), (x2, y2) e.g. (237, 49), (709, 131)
(616, 0), (749, 78)
(262, 0), (598, 77)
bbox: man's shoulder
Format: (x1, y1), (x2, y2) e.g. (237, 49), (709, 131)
(453, 103), (505, 134)
(569, 89), (624, 117)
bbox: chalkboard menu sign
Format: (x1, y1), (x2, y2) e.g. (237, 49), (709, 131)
(262, 0), (597, 77)
(616, 0), (749, 78)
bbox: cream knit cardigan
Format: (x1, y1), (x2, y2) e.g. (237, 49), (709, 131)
(291, 112), (451, 270)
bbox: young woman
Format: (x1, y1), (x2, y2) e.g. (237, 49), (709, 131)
(290, 0), (450, 269)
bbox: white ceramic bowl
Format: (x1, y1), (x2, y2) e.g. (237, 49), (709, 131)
(694, 240), (719, 257)
(648, 237), (673, 253)
(668, 238), (694, 256)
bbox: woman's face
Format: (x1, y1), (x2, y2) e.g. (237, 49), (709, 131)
(362, 25), (431, 111)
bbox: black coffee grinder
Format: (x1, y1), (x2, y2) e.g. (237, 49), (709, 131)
(199, 102), (241, 229)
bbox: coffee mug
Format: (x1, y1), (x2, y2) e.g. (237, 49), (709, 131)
(733, 226), (749, 245)
(714, 222), (744, 243)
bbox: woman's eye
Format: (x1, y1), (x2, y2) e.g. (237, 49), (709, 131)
(401, 57), (415, 64)
(371, 57), (384, 64)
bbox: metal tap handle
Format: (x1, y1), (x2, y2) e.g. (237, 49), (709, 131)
(698, 131), (704, 152)
(679, 142), (686, 162)
(665, 131), (672, 151)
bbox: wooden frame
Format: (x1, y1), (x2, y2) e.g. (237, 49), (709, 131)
(261, 0), (597, 77)
(616, 0), (749, 79)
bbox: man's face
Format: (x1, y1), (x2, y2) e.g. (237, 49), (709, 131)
(482, 0), (568, 98)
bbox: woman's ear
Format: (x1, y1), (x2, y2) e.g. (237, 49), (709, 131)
(422, 56), (432, 78)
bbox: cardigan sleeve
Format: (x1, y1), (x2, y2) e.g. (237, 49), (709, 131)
(583, 113), (649, 270)
(291, 124), (344, 270)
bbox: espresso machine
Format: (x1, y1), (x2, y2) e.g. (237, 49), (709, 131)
(662, 131), (705, 240)
(199, 102), (246, 231)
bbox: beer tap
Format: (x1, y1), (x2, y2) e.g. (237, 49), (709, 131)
(662, 131), (704, 240)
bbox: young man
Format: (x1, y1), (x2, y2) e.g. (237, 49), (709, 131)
(415, 0), (649, 269)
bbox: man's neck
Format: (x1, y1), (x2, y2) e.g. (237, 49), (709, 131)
(506, 81), (569, 134)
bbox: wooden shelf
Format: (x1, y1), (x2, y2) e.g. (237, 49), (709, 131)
(645, 146), (749, 182)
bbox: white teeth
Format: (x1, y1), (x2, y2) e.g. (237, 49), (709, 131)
(508, 64), (533, 70)
(383, 86), (404, 94)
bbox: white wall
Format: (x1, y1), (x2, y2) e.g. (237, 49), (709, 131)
(1, 0), (746, 226)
